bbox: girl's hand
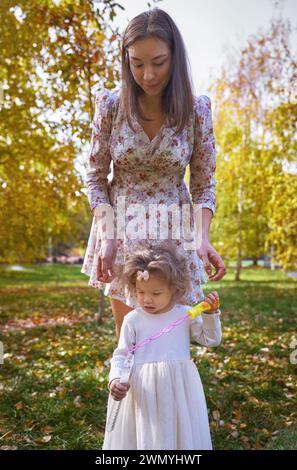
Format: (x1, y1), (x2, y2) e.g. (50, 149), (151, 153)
(97, 240), (117, 283)
(109, 379), (130, 401)
(204, 291), (220, 313)
(197, 239), (226, 281)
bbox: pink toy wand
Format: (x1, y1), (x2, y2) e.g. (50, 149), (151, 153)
(106, 298), (220, 432)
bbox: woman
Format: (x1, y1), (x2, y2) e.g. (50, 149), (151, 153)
(81, 8), (226, 341)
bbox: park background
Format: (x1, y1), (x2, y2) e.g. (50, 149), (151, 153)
(0, 0), (296, 450)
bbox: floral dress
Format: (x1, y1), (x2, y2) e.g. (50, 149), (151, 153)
(81, 88), (217, 307)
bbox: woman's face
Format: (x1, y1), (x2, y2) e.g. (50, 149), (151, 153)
(128, 36), (172, 98)
(135, 275), (175, 314)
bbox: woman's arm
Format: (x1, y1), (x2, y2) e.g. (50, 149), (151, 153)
(194, 206), (213, 241)
(86, 90), (118, 281)
(190, 96), (226, 281)
(86, 89), (114, 212)
(190, 95), (216, 216)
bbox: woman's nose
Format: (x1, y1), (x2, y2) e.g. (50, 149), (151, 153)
(143, 68), (156, 81)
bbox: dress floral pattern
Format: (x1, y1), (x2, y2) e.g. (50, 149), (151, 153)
(81, 88), (217, 307)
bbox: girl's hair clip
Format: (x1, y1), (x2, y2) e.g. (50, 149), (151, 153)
(136, 270), (150, 281)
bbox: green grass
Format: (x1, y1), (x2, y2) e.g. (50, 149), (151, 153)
(0, 264), (296, 450)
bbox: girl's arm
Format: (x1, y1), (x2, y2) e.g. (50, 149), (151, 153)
(190, 310), (222, 347)
(108, 316), (136, 388)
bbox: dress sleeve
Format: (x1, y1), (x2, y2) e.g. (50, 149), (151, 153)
(190, 310), (222, 347)
(190, 95), (217, 215)
(108, 316), (136, 386)
(85, 89), (114, 211)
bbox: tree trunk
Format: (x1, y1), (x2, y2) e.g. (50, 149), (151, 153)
(270, 246), (276, 271)
(235, 177), (243, 281)
(48, 235), (52, 260)
(235, 242), (242, 281)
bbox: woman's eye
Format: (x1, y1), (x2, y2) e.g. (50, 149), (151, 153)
(153, 293), (161, 296)
(135, 63), (165, 68)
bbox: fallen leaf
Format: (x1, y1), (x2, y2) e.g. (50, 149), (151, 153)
(212, 410), (220, 421)
(41, 426), (54, 434)
(37, 435), (52, 444)
(15, 402), (24, 410)
(0, 445), (18, 450)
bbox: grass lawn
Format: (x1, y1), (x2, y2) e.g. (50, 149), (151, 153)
(0, 264), (296, 450)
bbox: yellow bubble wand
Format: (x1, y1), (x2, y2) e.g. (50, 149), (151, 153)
(187, 298), (220, 320)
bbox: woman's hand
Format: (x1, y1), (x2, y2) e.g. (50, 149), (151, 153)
(197, 239), (226, 281)
(109, 379), (130, 401)
(97, 239), (117, 283)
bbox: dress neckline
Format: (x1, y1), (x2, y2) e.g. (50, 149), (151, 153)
(133, 115), (167, 144)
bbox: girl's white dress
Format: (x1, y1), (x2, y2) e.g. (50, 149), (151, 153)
(102, 303), (222, 450)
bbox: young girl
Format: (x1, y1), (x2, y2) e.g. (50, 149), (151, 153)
(102, 241), (222, 450)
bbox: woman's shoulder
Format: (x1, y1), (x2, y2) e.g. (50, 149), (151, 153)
(94, 87), (120, 114)
(193, 94), (213, 116)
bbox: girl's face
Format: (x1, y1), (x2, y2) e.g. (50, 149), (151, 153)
(135, 276), (175, 314)
(128, 37), (172, 98)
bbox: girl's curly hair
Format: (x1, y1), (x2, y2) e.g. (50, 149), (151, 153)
(115, 240), (191, 303)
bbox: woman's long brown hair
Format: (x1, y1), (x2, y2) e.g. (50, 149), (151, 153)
(119, 7), (195, 138)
